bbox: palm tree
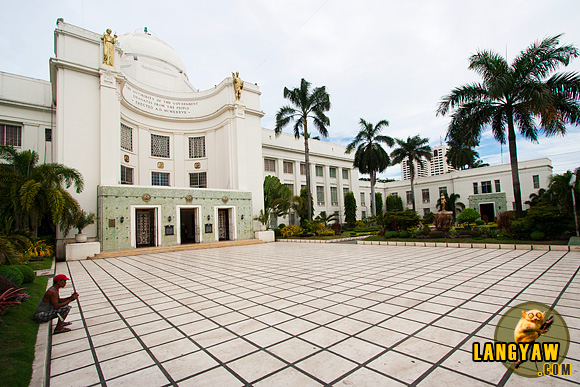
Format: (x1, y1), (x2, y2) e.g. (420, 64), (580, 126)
(275, 78), (331, 220)
(446, 139), (479, 170)
(390, 135), (432, 212)
(0, 145), (83, 235)
(314, 211), (339, 227)
(437, 35), (580, 217)
(346, 118), (394, 216)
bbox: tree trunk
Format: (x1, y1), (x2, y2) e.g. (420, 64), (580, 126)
(303, 118), (313, 221)
(409, 160), (416, 212)
(507, 114), (523, 218)
(370, 172), (376, 216)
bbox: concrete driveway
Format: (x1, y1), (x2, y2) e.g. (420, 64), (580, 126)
(44, 243), (579, 386)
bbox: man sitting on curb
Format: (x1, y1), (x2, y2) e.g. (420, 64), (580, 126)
(34, 274), (79, 334)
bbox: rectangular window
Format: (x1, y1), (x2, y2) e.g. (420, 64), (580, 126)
(473, 182), (479, 194)
(391, 192), (398, 198)
(330, 187), (338, 206)
(495, 179), (501, 192)
(438, 186), (447, 196)
(0, 124), (22, 147)
(316, 165), (323, 177)
(329, 167), (337, 178)
(362, 211), (366, 219)
(316, 186), (325, 205)
(289, 213), (296, 225)
(151, 134), (170, 158)
(283, 161), (293, 174)
(264, 158), (276, 172)
(360, 192), (366, 205)
(45, 128), (52, 142)
(121, 165), (133, 185)
(406, 191), (413, 205)
(422, 189), (430, 203)
(343, 187), (349, 199)
(533, 175), (540, 189)
(189, 172), (207, 188)
(121, 124), (133, 151)
(284, 183), (294, 194)
(300, 163), (306, 175)
(423, 208), (431, 215)
(189, 136), (206, 158)
(342, 168), (349, 180)
(152, 172), (170, 186)
(481, 181), (492, 194)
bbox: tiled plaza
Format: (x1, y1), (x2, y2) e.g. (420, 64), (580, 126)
(47, 243), (579, 386)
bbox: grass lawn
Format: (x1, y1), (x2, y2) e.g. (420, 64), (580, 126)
(26, 257), (53, 271)
(0, 276), (48, 387)
(278, 231), (361, 240)
(362, 236), (568, 245)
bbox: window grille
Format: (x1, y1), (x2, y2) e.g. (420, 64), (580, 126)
(45, 128), (52, 142)
(533, 175), (540, 189)
(121, 165), (133, 185)
(406, 191), (413, 205)
(264, 158), (276, 172)
(495, 179), (501, 192)
(329, 167), (337, 178)
(300, 163), (306, 175)
(392, 192), (399, 198)
(151, 134), (170, 158)
(284, 183), (294, 194)
(473, 182), (479, 194)
(317, 186), (325, 205)
(121, 124), (133, 151)
(342, 169), (349, 180)
(316, 166), (323, 177)
(189, 136), (206, 158)
(1, 124), (21, 147)
(152, 172), (170, 186)
(360, 192), (365, 205)
(283, 161), (293, 174)
(189, 172), (207, 188)
(481, 181), (492, 193)
(330, 187), (338, 206)
(439, 187), (447, 196)
(422, 189), (430, 203)
(343, 187), (349, 199)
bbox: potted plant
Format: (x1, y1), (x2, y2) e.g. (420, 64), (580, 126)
(74, 210), (95, 243)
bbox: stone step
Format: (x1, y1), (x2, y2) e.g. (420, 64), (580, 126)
(91, 239), (266, 259)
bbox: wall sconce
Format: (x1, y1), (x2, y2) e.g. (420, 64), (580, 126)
(168, 216), (172, 222)
(120, 216), (124, 223)
(241, 214), (244, 220)
(207, 214), (211, 221)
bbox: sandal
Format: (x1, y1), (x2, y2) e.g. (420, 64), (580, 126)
(53, 328), (71, 334)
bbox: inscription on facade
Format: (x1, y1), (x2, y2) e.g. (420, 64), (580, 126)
(123, 84), (199, 117)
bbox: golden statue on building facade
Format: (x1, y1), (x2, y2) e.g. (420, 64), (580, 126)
(101, 29), (117, 66)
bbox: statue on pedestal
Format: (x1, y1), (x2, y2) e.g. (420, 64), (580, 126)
(440, 193), (447, 212)
(232, 72), (243, 101)
(101, 29), (117, 66)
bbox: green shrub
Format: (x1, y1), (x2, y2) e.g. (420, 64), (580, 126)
(511, 219), (532, 240)
(13, 265), (35, 283)
(430, 230), (444, 238)
(317, 229), (335, 236)
(457, 208), (481, 227)
(399, 230), (410, 238)
(422, 212), (435, 224)
(0, 266), (24, 286)
(384, 231), (399, 238)
(487, 228), (499, 238)
(448, 227), (458, 237)
(278, 223), (286, 230)
(475, 220), (485, 226)
(530, 231), (545, 241)
(413, 229), (423, 237)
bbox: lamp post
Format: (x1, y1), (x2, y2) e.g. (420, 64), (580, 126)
(571, 174), (579, 237)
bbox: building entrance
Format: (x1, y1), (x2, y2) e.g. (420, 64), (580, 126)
(479, 203), (495, 223)
(180, 208), (197, 244)
(218, 209), (230, 241)
(136, 209), (156, 247)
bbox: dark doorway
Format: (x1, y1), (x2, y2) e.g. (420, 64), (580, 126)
(136, 209), (156, 247)
(479, 203), (495, 223)
(180, 208), (197, 244)
(218, 209), (230, 241)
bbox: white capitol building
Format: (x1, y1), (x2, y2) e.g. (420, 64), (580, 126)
(0, 21), (552, 258)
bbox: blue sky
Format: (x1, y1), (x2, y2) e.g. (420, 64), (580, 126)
(1, 0), (579, 180)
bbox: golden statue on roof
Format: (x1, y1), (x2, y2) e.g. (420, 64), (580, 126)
(232, 72), (243, 101)
(101, 29), (117, 66)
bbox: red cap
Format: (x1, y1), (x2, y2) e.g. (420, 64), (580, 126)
(54, 274), (70, 282)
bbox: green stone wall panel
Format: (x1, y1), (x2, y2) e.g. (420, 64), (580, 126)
(468, 192), (508, 216)
(97, 186), (253, 251)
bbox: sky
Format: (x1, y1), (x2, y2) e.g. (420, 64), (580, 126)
(1, 0), (579, 180)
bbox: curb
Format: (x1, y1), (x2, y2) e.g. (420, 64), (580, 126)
(355, 240), (580, 251)
(277, 236), (369, 243)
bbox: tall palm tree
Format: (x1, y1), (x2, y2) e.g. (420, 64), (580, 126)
(390, 135), (432, 212)
(275, 78), (331, 220)
(437, 35), (580, 217)
(446, 139), (479, 170)
(346, 118), (394, 216)
(0, 145), (83, 235)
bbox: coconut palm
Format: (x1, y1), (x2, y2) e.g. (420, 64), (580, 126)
(437, 35), (580, 217)
(390, 135), (432, 212)
(346, 118), (394, 216)
(275, 78), (331, 220)
(0, 145), (83, 235)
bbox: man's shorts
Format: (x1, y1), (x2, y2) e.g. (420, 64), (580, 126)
(34, 305), (71, 323)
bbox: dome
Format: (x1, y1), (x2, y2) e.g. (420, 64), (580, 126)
(117, 31), (196, 93)
(118, 32), (186, 73)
